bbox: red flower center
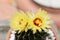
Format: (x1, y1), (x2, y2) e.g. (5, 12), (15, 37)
(33, 18), (42, 26)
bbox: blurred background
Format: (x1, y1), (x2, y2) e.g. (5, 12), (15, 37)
(0, 20), (9, 40)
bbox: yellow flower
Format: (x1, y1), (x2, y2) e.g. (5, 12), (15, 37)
(27, 9), (50, 33)
(10, 11), (28, 32)
(10, 9), (51, 33)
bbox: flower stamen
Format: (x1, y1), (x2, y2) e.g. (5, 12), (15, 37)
(33, 18), (42, 26)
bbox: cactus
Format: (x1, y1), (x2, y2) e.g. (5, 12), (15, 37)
(15, 29), (49, 40)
